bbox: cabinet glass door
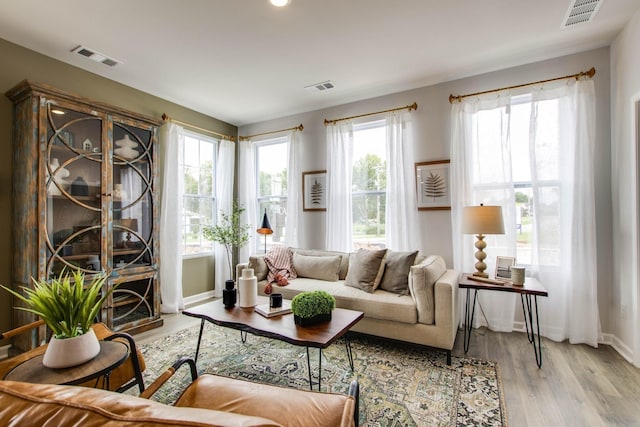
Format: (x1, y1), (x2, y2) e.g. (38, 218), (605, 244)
(45, 102), (104, 278)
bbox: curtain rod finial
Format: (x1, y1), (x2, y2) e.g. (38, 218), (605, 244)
(162, 113), (169, 122)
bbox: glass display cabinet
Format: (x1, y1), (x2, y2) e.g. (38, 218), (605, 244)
(7, 81), (162, 349)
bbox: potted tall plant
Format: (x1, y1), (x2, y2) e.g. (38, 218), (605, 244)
(203, 201), (251, 281)
(1, 269), (115, 368)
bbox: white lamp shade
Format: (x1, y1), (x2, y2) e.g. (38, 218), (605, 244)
(462, 205), (505, 235)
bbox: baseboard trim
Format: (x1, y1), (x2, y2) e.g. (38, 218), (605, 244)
(600, 333), (635, 365)
(0, 344), (10, 360)
(183, 290), (216, 307)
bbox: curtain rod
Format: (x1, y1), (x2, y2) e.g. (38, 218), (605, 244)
(449, 67), (596, 104)
(161, 113), (236, 141)
(239, 124), (304, 141)
(324, 102), (417, 125)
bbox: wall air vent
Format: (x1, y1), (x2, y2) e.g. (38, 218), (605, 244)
(305, 80), (335, 93)
(562, 0), (603, 28)
(71, 45), (121, 67)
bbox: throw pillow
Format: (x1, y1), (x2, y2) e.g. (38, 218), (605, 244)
(264, 246), (297, 286)
(378, 250), (419, 295)
(248, 255), (268, 281)
(292, 253), (341, 281)
(344, 249), (388, 293)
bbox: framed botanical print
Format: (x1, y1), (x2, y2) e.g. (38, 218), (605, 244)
(415, 160), (451, 210)
(302, 170), (326, 211)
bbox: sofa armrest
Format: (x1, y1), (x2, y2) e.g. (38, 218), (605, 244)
(408, 255), (447, 324)
(236, 262), (249, 283)
(434, 269), (459, 332)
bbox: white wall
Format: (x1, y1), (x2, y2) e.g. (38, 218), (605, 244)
(611, 8), (640, 366)
(239, 47), (614, 336)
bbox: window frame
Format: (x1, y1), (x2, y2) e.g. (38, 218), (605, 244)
(181, 130), (218, 259)
(351, 119), (387, 250)
(254, 136), (289, 253)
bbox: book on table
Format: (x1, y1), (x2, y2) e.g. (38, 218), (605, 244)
(255, 300), (292, 318)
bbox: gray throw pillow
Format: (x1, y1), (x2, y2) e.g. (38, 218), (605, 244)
(344, 249), (388, 293)
(378, 250), (419, 295)
(292, 253), (341, 281)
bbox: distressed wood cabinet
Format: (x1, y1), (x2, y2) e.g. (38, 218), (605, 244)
(6, 81), (163, 349)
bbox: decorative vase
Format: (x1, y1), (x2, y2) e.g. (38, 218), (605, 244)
(238, 268), (257, 308)
(114, 134), (139, 159)
(42, 328), (100, 368)
(294, 312), (332, 326)
(223, 279), (237, 308)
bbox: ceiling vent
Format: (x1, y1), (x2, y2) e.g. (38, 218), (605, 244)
(71, 45), (121, 67)
(304, 81), (335, 93)
(562, 0), (603, 28)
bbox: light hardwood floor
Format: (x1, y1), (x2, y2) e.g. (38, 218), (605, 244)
(136, 305), (640, 427)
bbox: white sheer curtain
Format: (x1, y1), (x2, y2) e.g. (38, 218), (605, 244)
(450, 78), (600, 345)
(214, 139), (235, 295)
(158, 122), (184, 313)
(284, 131), (302, 247)
(238, 139), (257, 263)
(450, 96), (517, 331)
(385, 112), (419, 251)
(326, 121), (354, 252)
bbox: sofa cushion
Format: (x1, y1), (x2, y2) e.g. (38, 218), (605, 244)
(292, 248), (351, 280)
(248, 255), (268, 281)
(292, 253), (341, 281)
(333, 286), (417, 324)
(344, 249), (388, 293)
(408, 255), (447, 325)
(378, 250), (419, 295)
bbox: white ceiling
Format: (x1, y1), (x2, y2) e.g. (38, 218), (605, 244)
(0, 0), (638, 126)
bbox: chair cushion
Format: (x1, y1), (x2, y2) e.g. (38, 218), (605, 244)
(344, 249), (387, 293)
(292, 253), (341, 281)
(176, 374), (354, 427)
(378, 250), (419, 295)
(0, 380), (280, 426)
(291, 248), (351, 280)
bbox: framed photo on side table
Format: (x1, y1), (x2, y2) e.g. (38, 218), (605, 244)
(415, 160), (451, 211)
(302, 170), (326, 211)
(495, 256), (516, 281)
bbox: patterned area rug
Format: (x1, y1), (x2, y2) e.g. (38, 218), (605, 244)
(137, 324), (507, 426)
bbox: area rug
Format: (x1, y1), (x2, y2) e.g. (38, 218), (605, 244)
(137, 324), (507, 426)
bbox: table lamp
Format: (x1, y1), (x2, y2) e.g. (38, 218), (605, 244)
(462, 204), (505, 277)
(256, 209), (273, 253)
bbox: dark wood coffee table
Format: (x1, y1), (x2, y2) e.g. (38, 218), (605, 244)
(183, 297), (364, 391)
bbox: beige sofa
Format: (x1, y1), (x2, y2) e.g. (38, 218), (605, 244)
(237, 248), (459, 364)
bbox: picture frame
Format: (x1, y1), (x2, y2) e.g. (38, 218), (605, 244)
(495, 256), (516, 281)
(415, 160), (451, 211)
(302, 170), (326, 211)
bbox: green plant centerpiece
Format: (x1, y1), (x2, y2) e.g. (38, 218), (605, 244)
(1, 269), (115, 368)
(291, 291), (336, 326)
(203, 201), (251, 281)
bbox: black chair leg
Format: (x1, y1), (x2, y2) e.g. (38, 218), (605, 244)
(348, 379), (360, 427)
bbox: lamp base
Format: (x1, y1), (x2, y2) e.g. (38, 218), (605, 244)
(472, 271), (489, 278)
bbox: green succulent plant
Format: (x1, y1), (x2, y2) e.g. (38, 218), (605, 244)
(1, 269), (115, 339)
(291, 291), (336, 319)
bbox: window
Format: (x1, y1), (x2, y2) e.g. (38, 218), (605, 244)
(181, 131), (216, 256)
(473, 95), (561, 266)
(352, 120), (386, 250)
(255, 137), (288, 252)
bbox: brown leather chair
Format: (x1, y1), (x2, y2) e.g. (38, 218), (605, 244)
(0, 321), (145, 393)
(141, 357), (360, 427)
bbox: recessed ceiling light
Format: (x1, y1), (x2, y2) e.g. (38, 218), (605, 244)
(270, 0), (290, 7)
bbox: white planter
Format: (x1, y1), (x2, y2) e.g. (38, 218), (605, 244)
(238, 268), (257, 307)
(42, 328), (100, 368)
